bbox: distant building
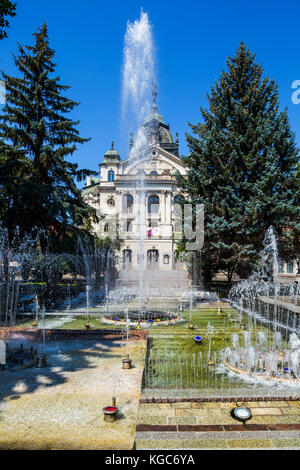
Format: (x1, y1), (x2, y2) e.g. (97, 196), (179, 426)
(82, 89), (189, 283)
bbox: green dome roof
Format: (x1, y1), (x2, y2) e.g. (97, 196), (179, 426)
(104, 141), (120, 161)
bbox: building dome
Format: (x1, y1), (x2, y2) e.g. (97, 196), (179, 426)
(104, 141), (120, 162)
(141, 84), (178, 153)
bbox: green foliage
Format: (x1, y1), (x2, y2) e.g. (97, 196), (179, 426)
(0, 0), (16, 40)
(0, 23), (97, 243)
(177, 42), (300, 283)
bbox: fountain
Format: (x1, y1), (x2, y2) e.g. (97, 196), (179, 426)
(122, 308), (132, 369)
(225, 226), (300, 384)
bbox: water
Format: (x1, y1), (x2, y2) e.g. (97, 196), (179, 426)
(225, 226), (300, 384)
(143, 227), (299, 396)
(0, 225), (113, 325)
(121, 10), (156, 315)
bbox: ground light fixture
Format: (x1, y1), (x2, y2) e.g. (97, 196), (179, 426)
(231, 406), (252, 423)
(194, 336), (202, 344)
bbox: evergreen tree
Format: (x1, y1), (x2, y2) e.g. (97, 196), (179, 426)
(0, 0), (16, 40)
(0, 23), (96, 243)
(177, 42), (300, 284)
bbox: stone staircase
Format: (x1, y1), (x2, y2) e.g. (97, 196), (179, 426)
(117, 269), (192, 291)
(134, 400), (300, 449)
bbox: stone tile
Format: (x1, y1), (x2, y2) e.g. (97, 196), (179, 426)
(257, 401), (282, 407)
(219, 403), (235, 409)
(138, 407), (175, 417)
(267, 424), (300, 431)
(251, 407), (282, 416)
(287, 401), (300, 407)
(202, 402), (220, 408)
(152, 432), (198, 440)
(196, 415), (233, 425)
(274, 401), (291, 407)
(190, 403), (206, 409)
(174, 408), (193, 416)
(138, 416), (168, 425)
(136, 425), (177, 432)
(271, 438), (300, 448)
(242, 401), (260, 407)
(250, 416), (279, 424)
(175, 408), (222, 417)
(171, 402), (192, 409)
(277, 415), (300, 424)
(279, 407), (300, 415)
(135, 439), (227, 449)
(226, 438), (272, 449)
(178, 424), (223, 432)
(168, 416), (197, 425)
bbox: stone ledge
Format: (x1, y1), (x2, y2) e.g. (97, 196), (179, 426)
(140, 396), (300, 403)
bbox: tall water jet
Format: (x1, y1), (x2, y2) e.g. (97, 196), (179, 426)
(121, 10), (156, 316)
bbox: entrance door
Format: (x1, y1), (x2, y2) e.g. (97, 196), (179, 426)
(122, 249), (132, 270)
(147, 250), (159, 269)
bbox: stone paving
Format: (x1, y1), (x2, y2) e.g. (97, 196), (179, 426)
(0, 339), (146, 450)
(135, 400), (300, 449)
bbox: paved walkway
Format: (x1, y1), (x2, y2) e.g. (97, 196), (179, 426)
(135, 400), (300, 449)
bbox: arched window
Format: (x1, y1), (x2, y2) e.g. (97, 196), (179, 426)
(122, 194), (134, 213)
(148, 195), (159, 214)
(104, 223), (109, 233)
(108, 170), (115, 182)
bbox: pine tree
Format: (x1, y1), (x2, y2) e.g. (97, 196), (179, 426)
(177, 42), (300, 285)
(0, 23), (96, 243)
(0, 0), (16, 40)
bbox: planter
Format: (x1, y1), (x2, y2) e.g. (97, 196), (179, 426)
(84, 322), (91, 330)
(188, 323), (195, 330)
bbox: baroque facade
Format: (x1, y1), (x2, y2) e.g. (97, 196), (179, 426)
(82, 91), (188, 276)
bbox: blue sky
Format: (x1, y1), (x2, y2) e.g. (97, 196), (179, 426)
(1, 0), (300, 186)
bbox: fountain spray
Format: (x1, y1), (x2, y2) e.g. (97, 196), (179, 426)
(121, 10), (156, 319)
(122, 307), (132, 369)
(85, 285), (91, 329)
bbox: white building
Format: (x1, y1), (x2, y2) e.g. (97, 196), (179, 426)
(82, 91), (190, 286)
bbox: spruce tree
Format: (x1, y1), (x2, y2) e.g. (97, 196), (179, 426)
(0, 23), (96, 243)
(0, 0), (16, 40)
(177, 42), (300, 284)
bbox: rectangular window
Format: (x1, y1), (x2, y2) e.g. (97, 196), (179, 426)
(278, 260), (284, 273)
(287, 262), (294, 274)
